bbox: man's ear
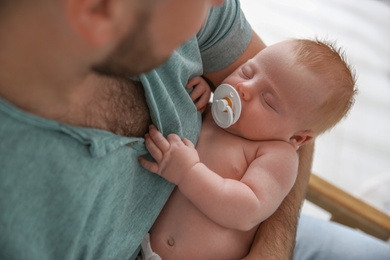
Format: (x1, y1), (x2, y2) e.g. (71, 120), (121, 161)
(289, 130), (314, 150)
(65, 0), (131, 47)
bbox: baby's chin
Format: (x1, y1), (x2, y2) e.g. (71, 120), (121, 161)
(222, 124), (248, 140)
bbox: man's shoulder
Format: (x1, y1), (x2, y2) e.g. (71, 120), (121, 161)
(197, 0), (252, 74)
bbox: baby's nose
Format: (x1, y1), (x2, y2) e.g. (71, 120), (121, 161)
(236, 83), (251, 101)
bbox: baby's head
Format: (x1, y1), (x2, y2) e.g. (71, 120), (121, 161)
(291, 39), (357, 136)
(222, 38), (356, 149)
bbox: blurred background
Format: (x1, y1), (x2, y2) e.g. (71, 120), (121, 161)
(240, 0), (390, 230)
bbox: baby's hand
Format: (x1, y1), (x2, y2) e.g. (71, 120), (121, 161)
(139, 125), (200, 185)
(186, 76), (211, 113)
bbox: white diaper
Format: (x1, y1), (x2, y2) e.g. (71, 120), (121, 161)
(137, 233), (162, 260)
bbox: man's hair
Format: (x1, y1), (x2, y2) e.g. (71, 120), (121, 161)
(292, 38), (357, 136)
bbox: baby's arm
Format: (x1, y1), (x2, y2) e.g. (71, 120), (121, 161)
(139, 126), (298, 231)
(186, 76), (211, 113)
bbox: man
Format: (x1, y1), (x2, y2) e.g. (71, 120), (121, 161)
(0, 0), (231, 258)
(1, 0), (389, 259)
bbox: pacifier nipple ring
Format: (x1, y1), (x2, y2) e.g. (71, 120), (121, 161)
(216, 99), (229, 112)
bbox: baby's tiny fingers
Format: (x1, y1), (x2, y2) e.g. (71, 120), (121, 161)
(189, 85), (205, 101)
(167, 133), (182, 144)
(185, 76), (202, 89)
(195, 92), (210, 110)
(182, 138), (195, 149)
(138, 157), (159, 174)
(145, 133), (163, 162)
(149, 125), (170, 152)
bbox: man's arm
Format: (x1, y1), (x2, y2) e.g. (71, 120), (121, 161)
(242, 142), (314, 260)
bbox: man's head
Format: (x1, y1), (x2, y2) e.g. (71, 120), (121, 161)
(73, 0), (226, 77)
(221, 39), (356, 149)
(1, 0), (225, 79)
(93, 0), (226, 77)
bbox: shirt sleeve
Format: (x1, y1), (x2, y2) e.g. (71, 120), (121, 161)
(197, 0), (253, 74)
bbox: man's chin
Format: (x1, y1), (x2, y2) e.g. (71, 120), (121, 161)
(91, 55), (171, 78)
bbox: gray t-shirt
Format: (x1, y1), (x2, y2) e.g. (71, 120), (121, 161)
(0, 1), (252, 259)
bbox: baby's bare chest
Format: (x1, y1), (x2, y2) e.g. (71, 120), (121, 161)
(196, 131), (259, 180)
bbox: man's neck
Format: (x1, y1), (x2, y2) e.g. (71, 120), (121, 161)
(0, 68), (151, 137)
(0, 58), (86, 121)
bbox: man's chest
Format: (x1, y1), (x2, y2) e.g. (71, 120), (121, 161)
(68, 76), (151, 138)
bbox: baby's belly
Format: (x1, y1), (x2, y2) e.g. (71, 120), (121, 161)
(149, 188), (258, 260)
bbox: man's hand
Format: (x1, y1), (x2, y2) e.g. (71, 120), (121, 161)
(139, 125), (200, 185)
(186, 76), (211, 113)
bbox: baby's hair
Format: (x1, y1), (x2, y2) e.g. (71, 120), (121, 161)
(292, 38), (357, 136)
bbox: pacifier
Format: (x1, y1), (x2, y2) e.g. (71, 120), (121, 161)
(211, 84), (241, 128)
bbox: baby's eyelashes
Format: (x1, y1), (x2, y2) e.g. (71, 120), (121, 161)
(241, 65), (254, 79)
(262, 92), (279, 113)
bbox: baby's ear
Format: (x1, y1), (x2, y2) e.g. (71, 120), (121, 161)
(289, 130), (314, 150)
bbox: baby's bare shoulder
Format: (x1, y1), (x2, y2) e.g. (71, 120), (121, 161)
(254, 140), (297, 158)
